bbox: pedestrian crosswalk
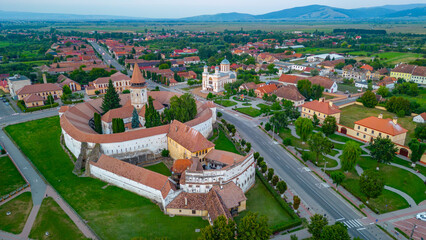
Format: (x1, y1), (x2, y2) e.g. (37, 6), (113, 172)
(339, 219), (364, 229)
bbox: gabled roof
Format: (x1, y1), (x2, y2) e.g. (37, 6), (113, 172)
(255, 84), (278, 94)
(301, 99), (341, 115)
(91, 155), (172, 198)
(212, 182), (247, 209)
(360, 64), (373, 71)
(16, 83), (61, 95)
(278, 74), (304, 84)
(23, 94), (44, 103)
(171, 159), (193, 174)
(308, 76), (335, 89)
(94, 72), (130, 84)
(101, 105), (134, 123)
(273, 85), (305, 101)
(355, 116), (408, 136)
(167, 120), (214, 152)
(204, 149), (244, 166)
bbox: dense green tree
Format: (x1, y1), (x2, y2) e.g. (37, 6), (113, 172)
(294, 117), (314, 141)
(308, 132), (334, 163)
(269, 111), (289, 130)
(341, 141), (362, 171)
(293, 195), (301, 210)
(322, 116), (337, 136)
(237, 212), (271, 240)
(101, 79), (121, 113)
(330, 171), (345, 187)
(308, 214), (329, 240)
(277, 180), (287, 195)
(385, 96), (411, 116)
(320, 222), (350, 240)
(94, 112), (102, 134)
(62, 85), (72, 95)
(311, 84), (324, 100)
(267, 168), (274, 181)
(360, 90), (377, 108)
(359, 169), (385, 200)
(408, 139), (426, 165)
(46, 94), (55, 106)
(310, 69), (319, 76)
(369, 137), (398, 169)
(297, 79), (312, 99)
(168, 93), (197, 123)
(414, 124), (426, 141)
(112, 118), (125, 133)
(312, 114), (320, 126)
(145, 96), (162, 128)
(377, 86), (389, 97)
(199, 215), (236, 240)
(131, 107), (140, 129)
(272, 175), (279, 186)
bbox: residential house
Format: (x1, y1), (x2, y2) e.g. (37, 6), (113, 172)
(279, 74), (338, 93)
(413, 113), (426, 124)
(177, 71), (197, 80)
(377, 76), (397, 89)
(367, 68), (389, 80)
(342, 65), (368, 81)
(0, 80), (8, 93)
(22, 94), (45, 108)
(238, 82), (265, 91)
(86, 72), (131, 96)
(16, 83), (63, 101)
(317, 59), (345, 69)
(183, 56), (200, 65)
(301, 98), (341, 124)
(254, 84), (278, 98)
(273, 85), (305, 106)
(307, 54), (344, 62)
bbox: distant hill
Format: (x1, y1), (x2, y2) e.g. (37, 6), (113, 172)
(0, 4), (425, 21)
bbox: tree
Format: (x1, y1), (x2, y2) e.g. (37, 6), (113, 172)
(168, 93), (197, 123)
(267, 168), (274, 181)
(341, 141), (361, 171)
(330, 171), (345, 187)
(272, 175), (279, 186)
(359, 169), (385, 200)
(131, 107), (140, 129)
(94, 112), (102, 134)
(320, 222), (350, 240)
(46, 94), (55, 106)
(414, 124), (426, 141)
(161, 149), (170, 157)
(308, 214), (328, 240)
(290, 235), (298, 240)
(408, 139), (426, 166)
(294, 117), (313, 141)
(311, 84), (324, 100)
(293, 195), (301, 210)
(199, 215), (236, 240)
(254, 152), (260, 160)
(312, 114), (320, 126)
(207, 92), (214, 100)
(101, 79), (121, 113)
(321, 116), (337, 136)
(269, 111), (289, 131)
(145, 96), (161, 128)
(310, 69), (319, 76)
(277, 181), (287, 194)
(297, 79), (312, 99)
(377, 86), (389, 97)
(237, 212), (271, 240)
(369, 137), (398, 169)
(308, 132), (333, 163)
(386, 96), (411, 116)
(360, 90), (377, 108)
(264, 122), (271, 131)
(112, 118), (125, 133)
(62, 85), (72, 95)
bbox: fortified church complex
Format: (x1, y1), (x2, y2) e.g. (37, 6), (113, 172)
(59, 64), (255, 224)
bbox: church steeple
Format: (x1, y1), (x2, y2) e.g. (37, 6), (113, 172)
(130, 64), (147, 110)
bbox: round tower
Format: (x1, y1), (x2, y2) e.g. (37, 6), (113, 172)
(220, 58), (230, 72)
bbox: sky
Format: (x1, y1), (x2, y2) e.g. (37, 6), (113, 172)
(0, 0), (424, 18)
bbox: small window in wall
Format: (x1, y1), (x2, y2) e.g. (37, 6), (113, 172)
(357, 126), (360, 130)
(379, 133), (381, 137)
(192, 210), (196, 214)
(371, 130), (374, 134)
(364, 128), (367, 131)
(357, 133), (359, 136)
(363, 135), (366, 138)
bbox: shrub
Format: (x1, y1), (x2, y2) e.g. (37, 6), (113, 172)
(277, 181), (287, 194)
(1, 149), (6, 154)
(265, 122), (271, 131)
(217, 111), (222, 118)
(122, 89), (130, 94)
(301, 151), (311, 162)
(397, 110), (405, 117)
(267, 168), (274, 181)
(161, 149), (170, 157)
(261, 164), (267, 173)
(254, 152), (260, 160)
(257, 156), (264, 165)
(283, 137), (292, 146)
(272, 175), (279, 186)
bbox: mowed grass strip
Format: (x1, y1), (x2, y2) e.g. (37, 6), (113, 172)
(29, 197), (86, 240)
(143, 162), (171, 176)
(213, 128), (240, 154)
(5, 117), (208, 240)
(214, 99), (237, 107)
(0, 192), (33, 234)
(0, 156), (27, 196)
(235, 107), (262, 117)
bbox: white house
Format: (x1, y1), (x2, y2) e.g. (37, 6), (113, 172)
(307, 54), (344, 63)
(413, 113), (426, 123)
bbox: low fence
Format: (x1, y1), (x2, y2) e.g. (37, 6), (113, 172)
(1, 183), (29, 202)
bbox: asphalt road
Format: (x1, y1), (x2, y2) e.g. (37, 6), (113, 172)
(219, 109), (391, 240)
(90, 42), (124, 71)
(0, 100), (15, 118)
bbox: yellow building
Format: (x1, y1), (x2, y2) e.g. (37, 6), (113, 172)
(301, 98), (341, 124)
(16, 83), (63, 101)
(23, 94), (45, 108)
(390, 64), (415, 81)
(167, 120), (215, 160)
(85, 72), (131, 95)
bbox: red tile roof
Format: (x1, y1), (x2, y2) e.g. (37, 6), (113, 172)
(301, 100), (341, 115)
(278, 74), (304, 84)
(361, 64), (374, 71)
(172, 159), (193, 174)
(101, 105), (134, 123)
(255, 84), (278, 94)
(204, 149), (244, 166)
(212, 182), (246, 209)
(94, 72), (130, 85)
(273, 85), (305, 101)
(16, 83), (61, 95)
(355, 116), (408, 136)
(167, 120), (214, 152)
(23, 94), (44, 103)
(130, 63), (146, 85)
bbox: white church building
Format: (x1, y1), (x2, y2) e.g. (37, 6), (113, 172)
(202, 59), (237, 93)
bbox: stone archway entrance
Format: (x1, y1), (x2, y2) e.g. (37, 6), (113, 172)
(399, 148), (409, 157)
(341, 127), (347, 135)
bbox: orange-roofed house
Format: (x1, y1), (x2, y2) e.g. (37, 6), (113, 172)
(16, 83), (63, 101)
(254, 84), (278, 98)
(86, 72), (131, 96)
(301, 98), (341, 124)
(23, 94), (45, 108)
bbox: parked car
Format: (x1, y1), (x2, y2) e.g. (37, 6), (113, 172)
(416, 212), (426, 221)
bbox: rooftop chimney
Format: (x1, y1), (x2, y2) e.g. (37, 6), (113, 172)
(329, 101), (333, 107)
(319, 97), (325, 102)
(184, 197), (187, 206)
(393, 117), (398, 125)
(378, 114), (383, 119)
(42, 74), (47, 84)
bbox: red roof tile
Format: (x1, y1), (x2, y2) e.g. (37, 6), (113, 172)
(301, 100), (341, 115)
(355, 116), (408, 136)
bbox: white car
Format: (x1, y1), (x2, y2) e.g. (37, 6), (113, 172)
(416, 212), (426, 221)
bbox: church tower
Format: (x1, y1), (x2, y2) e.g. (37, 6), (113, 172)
(130, 64), (147, 110)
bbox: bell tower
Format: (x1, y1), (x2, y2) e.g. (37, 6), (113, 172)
(130, 64), (147, 110)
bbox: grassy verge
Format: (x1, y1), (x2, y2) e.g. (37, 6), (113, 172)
(213, 128), (240, 154)
(392, 157), (426, 177)
(5, 117), (208, 240)
(395, 227), (410, 239)
(235, 107), (262, 117)
(0, 192), (33, 234)
(0, 156), (26, 196)
(143, 162), (171, 176)
(29, 197), (86, 240)
(214, 99), (237, 107)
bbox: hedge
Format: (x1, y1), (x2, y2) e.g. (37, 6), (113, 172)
(17, 101), (59, 112)
(255, 169), (302, 233)
(62, 99), (84, 105)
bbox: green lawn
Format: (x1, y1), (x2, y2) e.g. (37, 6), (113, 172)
(0, 192), (33, 234)
(350, 51), (423, 66)
(214, 99), (237, 107)
(337, 83), (360, 94)
(235, 107), (262, 117)
(339, 104), (417, 144)
(144, 162), (171, 176)
(257, 103), (271, 111)
(279, 128), (309, 150)
(5, 117), (208, 240)
(29, 197), (86, 240)
(392, 157), (426, 177)
(330, 170), (409, 214)
(208, 128), (218, 141)
(358, 157), (426, 204)
(234, 176), (293, 230)
(232, 96), (251, 102)
(214, 128), (240, 154)
(0, 156), (27, 196)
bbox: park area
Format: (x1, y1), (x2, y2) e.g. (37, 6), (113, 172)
(143, 162), (171, 176)
(0, 192), (33, 234)
(339, 104), (417, 144)
(235, 107), (262, 117)
(0, 156), (27, 197)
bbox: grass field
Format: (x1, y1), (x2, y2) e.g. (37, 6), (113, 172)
(350, 51), (423, 66)
(234, 176), (293, 229)
(144, 162), (171, 176)
(337, 83), (361, 94)
(5, 117), (208, 240)
(214, 128), (240, 154)
(0, 156), (26, 196)
(29, 197), (86, 240)
(0, 192), (33, 234)
(214, 99), (237, 107)
(339, 104), (417, 144)
(235, 107), (262, 117)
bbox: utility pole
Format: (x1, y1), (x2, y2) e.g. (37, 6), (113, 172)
(410, 223), (416, 239)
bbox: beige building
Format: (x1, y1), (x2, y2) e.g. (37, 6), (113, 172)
(23, 94), (45, 108)
(16, 83), (63, 101)
(301, 98), (341, 124)
(86, 72), (131, 95)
